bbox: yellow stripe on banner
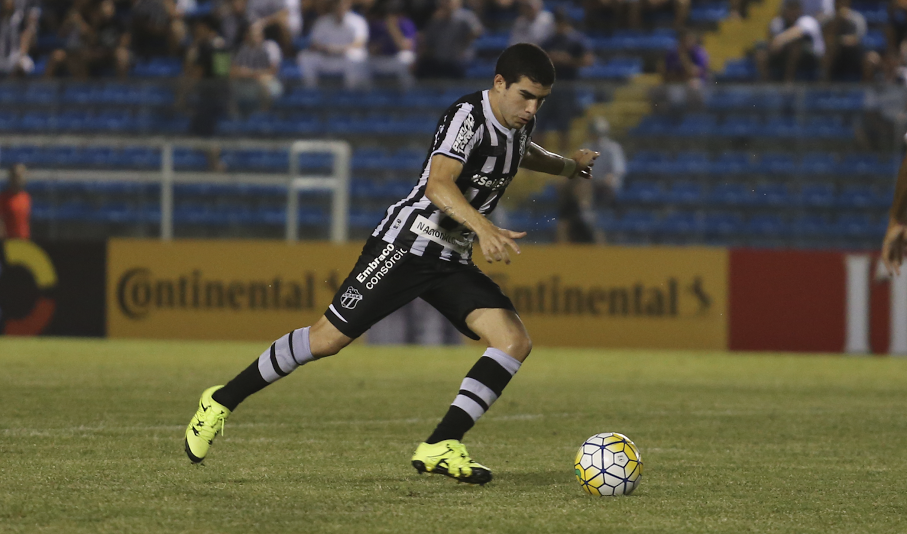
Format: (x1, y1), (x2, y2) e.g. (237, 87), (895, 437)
(5, 240), (57, 289)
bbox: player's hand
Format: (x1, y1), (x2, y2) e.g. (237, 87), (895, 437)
(881, 218), (907, 276)
(570, 149), (600, 180)
(476, 223), (527, 264)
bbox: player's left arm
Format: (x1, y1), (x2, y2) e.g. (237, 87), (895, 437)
(520, 142), (599, 179)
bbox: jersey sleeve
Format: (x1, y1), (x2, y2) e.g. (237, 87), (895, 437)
(431, 103), (483, 163)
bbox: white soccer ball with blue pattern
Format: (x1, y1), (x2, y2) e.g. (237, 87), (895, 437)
(574, 432), (643, 496)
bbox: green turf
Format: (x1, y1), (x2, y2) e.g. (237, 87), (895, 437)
(1, 338), (906, 533)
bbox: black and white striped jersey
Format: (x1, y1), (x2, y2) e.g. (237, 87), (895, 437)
(371, 90), (535, 264)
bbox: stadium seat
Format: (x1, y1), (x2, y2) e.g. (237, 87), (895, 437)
(717, 116), (760, 137)
(711, 152), (752, 175)
(755, 153), (797, 175)
(800, 153), (837, 175)
(618, 181), (664, 204)
(750, 183), (791, 207)
(707, 183), (751, 206)
(658, 211), (704, 234)
(665, 182), (703, 204)
(615, 210), (659, 233)
(674, 114), (717, 137)
(800, 184), (836, 207)
(673, 152), (710, 174)
(703, 213), (744, 235)
(744, 214), (789, 236)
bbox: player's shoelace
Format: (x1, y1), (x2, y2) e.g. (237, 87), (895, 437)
(194, 408), (227, 441)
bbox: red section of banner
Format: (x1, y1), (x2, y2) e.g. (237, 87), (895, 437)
(729, 249), (846, 352)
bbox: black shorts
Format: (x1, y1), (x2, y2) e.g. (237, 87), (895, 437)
(325, 237), (516, 340)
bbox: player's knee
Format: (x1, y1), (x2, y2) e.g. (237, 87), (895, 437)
(308, 317), (353, 358)
(500, 332), (532, 362)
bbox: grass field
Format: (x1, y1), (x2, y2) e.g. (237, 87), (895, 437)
(1, 338), (907, 533)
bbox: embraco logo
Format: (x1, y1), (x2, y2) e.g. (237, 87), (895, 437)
(0, 241), (57, 335)
(116, 268), (331, 320)
(491, 274), (713, 318)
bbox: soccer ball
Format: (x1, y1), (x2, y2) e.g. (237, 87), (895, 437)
(574, 432), (643, 496)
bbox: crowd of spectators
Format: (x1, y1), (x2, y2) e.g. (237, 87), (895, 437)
(1, 0), (907, 101)
(0, 0), (700, 83)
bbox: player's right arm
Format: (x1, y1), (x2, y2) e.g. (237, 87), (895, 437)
(425, 154), (526, 264)
(882, 153), (907, 275)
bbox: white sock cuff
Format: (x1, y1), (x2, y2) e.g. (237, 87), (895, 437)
(483, 348), (522, 376)
(257, 327), (314, 383)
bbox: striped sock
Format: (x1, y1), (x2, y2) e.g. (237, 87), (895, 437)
(212, 327), (314, 410)
(426, 348), (522, 444)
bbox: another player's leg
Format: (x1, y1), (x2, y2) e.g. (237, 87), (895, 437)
(412, 308), (531, 485)
(184, 317), (352, 463)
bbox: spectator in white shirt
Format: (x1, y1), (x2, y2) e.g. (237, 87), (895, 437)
(756, 0), (825, 82)
(245, 0), (299, 52)
(297, 0), (369, 89)
(508, 0), (554, 46)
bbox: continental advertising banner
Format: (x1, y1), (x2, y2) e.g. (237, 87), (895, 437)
(107, 239), (363, 341)
(485, 246), (728, 349)
(108, 239), (728, 349)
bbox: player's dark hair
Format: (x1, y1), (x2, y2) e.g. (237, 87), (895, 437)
(495, 43), (556, 88)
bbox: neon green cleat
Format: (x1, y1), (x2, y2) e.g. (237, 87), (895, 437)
(184, 386), (231, 463)
(411, 440), (492, 485)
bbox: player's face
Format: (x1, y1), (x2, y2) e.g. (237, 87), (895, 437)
(493, 75), (552, 129)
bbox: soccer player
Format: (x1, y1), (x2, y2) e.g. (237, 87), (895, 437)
(882, 151), (907, 276)
(184, 43), (599, 485)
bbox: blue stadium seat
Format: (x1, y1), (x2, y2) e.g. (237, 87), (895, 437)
(791, 215), (833, 237)
(803, 89), (865, 111)
(173, 148), (208, 170)
(853, 2), (887, 23)
(56, 111), (92, 132)
(837, 185), (877, 208)
(689, 2), (729, 22)
(615, 210), (659, 233)
(756, 153), (797, 175)
(665, 182), (703, 204)
(744, 214), (789, 236)
(618, 181), (663, 204)
(474, 32), (509, 53)
(717, 58), (757, 82)
(711, 152), (752, 175)
(21, 83), (57, 105)
(0, 111), (19, 131)
(706, 88), (757, 110)
(803, 116), (852, 139)
(800, 184), (836, 207)
(717, 115), (761, 137)
(703, 213), (744, 235)
(836, 213), (877, 237)
(673, 152), (710, 174)
(750, 183), (791, 207)
(350, 209), (387, 229)
(20, 112), (57, 132)
(800, 153), (836, 175)
(352, 148), (391, 171)
(389, 148), (425, 171)
(707, 183), (750, 206)
(627, 151), (670, 174)
(630, 115), (675, 136)
(674, 114), (717, 137)
(579, 58), (643, 80)
(839, 153), (882, 175)
(760, 117), (800, 138)
(658, 211), (703, 234)
(863, 29), (886, 52)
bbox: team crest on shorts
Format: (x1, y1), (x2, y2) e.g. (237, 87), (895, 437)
(340, 287), (363, 309)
